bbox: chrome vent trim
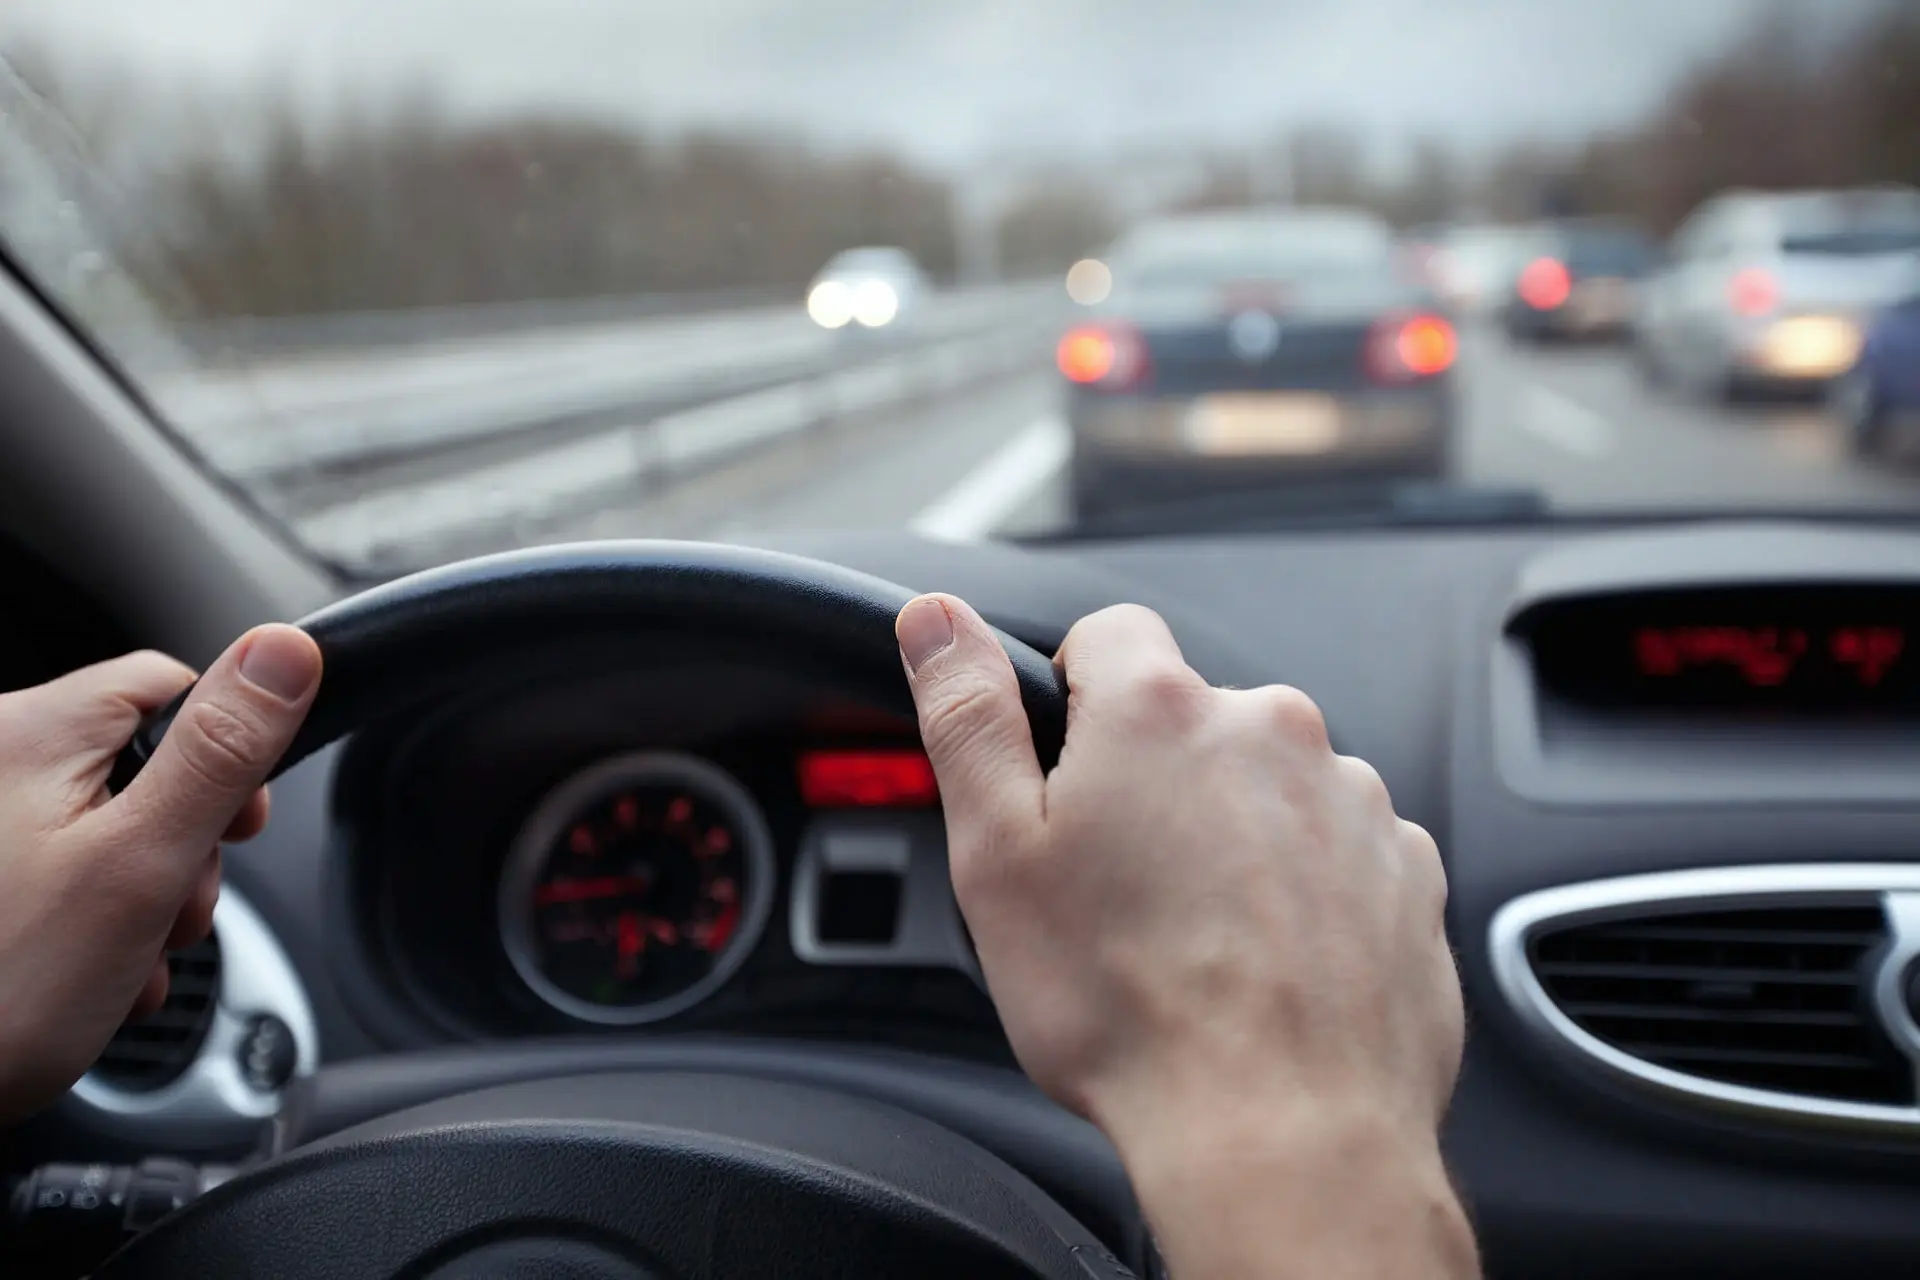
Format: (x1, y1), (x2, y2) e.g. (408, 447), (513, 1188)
(1490, 864), (1920, 1135)
(70, 884), (318, 1122)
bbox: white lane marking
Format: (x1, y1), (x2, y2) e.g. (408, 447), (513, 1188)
(910, 417), (1070, 543)
(1517, 385), (1615, 457)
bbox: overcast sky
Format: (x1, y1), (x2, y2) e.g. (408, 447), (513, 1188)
(0, 0), (1857, 170)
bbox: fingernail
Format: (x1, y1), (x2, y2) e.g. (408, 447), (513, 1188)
(897, 596), (955, 675)
(238, 626), (321, 701)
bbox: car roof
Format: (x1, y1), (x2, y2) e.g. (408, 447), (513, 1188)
(1124, 206), (1392, 238)
(1722, 186), (1920, 231)
(822, 246), (919, 271)
(1113, 207), (1396, 262)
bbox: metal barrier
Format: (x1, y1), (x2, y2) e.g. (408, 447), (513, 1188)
(152, 283), (1058, 483)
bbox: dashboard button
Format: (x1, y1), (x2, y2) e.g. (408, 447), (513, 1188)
(237, 1014), (298, 1092)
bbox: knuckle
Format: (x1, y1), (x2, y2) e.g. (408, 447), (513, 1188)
(1118, 662), (1203, 724)
(1102, 602), (1170, 633)
(1337, 753), (1394, 813)
(1399, 819), (1449, 914)
(1063, 603), (1173, 661)
(1256, 684), (1330, 749)
(172, 698), (268, 792)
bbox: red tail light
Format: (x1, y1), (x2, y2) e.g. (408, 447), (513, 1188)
(1517, 257), (1572, 310)
(1728, 268), (1779, 317)
(1368, 312), (1458, 383)
(1056, 323), (1148, 389)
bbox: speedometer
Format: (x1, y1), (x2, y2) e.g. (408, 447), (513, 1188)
(498, 752), (775, 1025)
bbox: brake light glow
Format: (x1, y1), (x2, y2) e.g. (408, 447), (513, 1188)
(1056, 323), (1147, 389)
(1056, 328), (1116, 382)
(1518, 257), (1572, 310)
(1395, 315), (1458, 376)
(1728, 268), (1779, 317)
(1368, 313), (1457, 383)
(799, 750), (940, 808)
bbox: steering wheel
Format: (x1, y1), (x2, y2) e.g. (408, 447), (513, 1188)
(98, 542), (1109, 1280)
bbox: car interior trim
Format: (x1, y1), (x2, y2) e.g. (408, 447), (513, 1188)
(0, 262), (331, 664)
(1490, 863), (1920, 1135)
(70, 883), (320, 1125)
(1492, 523), (1920, 806)
(789, 809), (982, 978)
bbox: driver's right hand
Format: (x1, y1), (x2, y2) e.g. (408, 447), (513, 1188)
(896, 594), (1477, 1280)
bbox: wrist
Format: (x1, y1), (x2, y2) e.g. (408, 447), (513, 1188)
(1100, 1088), (1477, 1280)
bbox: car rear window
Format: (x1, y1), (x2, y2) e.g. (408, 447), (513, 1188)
(1118, 221), (1397, 288)
(1565, 232), (1656, 274)
(825, 249), (915, 274)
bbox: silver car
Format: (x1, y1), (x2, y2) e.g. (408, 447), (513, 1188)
(804, 246), (930, 336)
(1634, 187), (1920, 399)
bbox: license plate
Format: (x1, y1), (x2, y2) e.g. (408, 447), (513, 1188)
(1184, 394), (1342, 455)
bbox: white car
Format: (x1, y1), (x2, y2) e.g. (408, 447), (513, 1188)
(1428, 224), (1553, 317)
(804, 247), (929, 335)
(1634, 187), (1920, 399)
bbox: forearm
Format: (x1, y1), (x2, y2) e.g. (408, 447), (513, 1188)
(1114, 1099), (1480, 1280)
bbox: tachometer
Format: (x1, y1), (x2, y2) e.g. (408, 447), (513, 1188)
(498, 752), (775, 1025)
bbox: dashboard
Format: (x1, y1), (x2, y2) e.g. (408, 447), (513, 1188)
(15, 519), (1920, 1278)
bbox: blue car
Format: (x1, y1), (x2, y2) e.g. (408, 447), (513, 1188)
(1843, 283), (1920, 460)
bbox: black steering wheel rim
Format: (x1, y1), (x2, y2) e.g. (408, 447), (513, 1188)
(97, 542), (1094, 1278)
(112, 540), (1070, 791)
(96, 1072), (1121, 1279)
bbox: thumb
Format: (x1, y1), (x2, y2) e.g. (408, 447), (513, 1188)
(112, 624), (321, 855)
(897, 594), (1044, 837)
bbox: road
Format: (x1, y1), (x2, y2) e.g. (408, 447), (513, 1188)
(295, 317), (1916, 570)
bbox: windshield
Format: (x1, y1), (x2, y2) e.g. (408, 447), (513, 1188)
(1563, 229), (1657, 275)
(0, 2), (1918, 568)
(1115, 216), (1397, 289)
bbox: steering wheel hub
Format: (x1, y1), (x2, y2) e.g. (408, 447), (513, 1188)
(98, 1073), (1111, 1279)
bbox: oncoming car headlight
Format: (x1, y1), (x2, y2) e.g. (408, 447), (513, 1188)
(852, 279), (900, 328)
(806, 280), (855, 329)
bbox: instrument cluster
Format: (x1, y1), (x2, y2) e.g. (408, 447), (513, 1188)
(340, 660), (999, 1057)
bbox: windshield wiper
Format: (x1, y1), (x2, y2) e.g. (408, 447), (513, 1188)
(1031, 481), (1550, 542)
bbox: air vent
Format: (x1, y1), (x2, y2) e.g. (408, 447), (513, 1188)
(90, 934), (221, 1093)
(1530, 904), (1910, 1105)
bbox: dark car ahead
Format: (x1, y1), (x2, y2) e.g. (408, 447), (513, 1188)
(1839, 264), (1920, 462)
(1059, 209), (1458, 523)
(1504, 219), (1659, 342)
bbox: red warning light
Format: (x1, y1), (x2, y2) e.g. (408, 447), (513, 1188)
(798, 749), (940, 808)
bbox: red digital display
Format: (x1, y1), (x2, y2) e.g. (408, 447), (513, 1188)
(1522, 587), (1920, 716)
(798, 749), (940, 808)
(1632, 625), (1906, 689)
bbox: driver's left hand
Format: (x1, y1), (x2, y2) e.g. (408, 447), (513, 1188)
(0, 625), (320, 1123)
